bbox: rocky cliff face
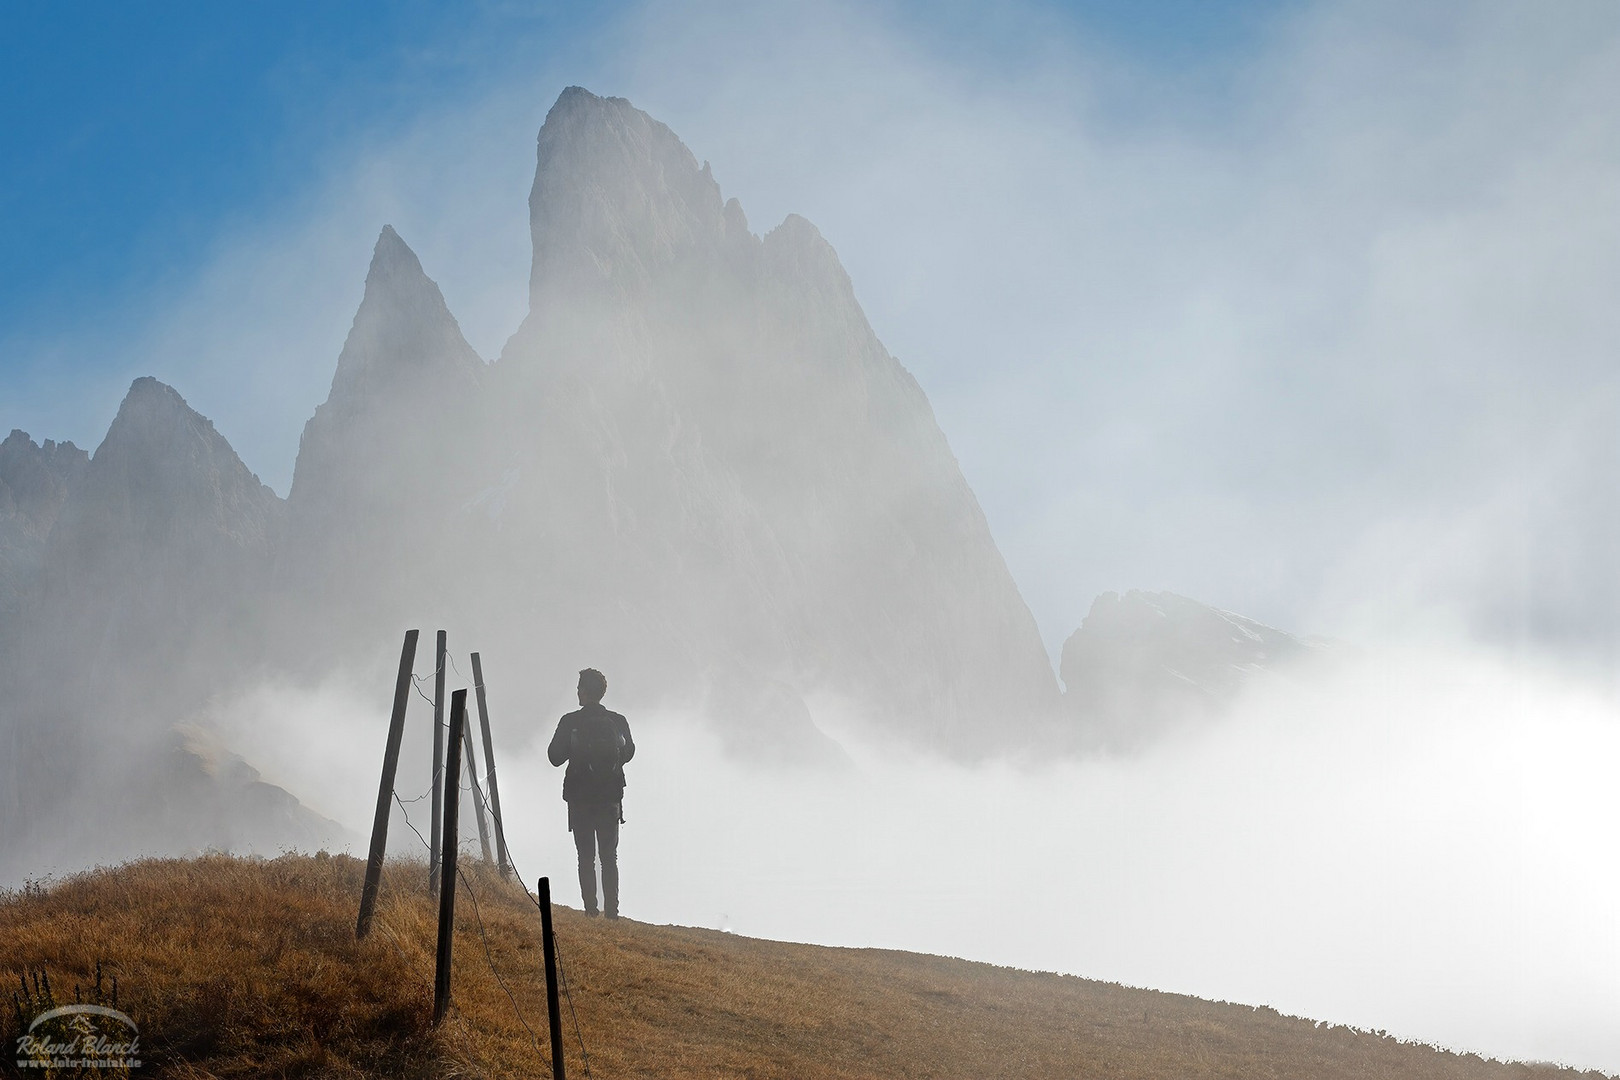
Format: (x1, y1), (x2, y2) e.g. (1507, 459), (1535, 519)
(267, 88), (1057, 757)
(0, 379), (314, 878)
(1060, 590), (1316, 749)
(42, 377), (284, 694)
(0, 430), (88, 618)
(6, 86), (1303, 875)
(483, 88), (1059, 753)
(282, 226), (485, 664)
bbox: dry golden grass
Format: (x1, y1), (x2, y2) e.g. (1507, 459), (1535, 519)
(0, 853), (1610, 1079)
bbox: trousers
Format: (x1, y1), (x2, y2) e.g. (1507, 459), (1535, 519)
(570, 800), (620, 916)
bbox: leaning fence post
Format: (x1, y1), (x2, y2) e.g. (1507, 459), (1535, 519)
(428, 629), (447, 896)
(356, 629), (419, 939)
(472, 652), (511, 879)
(460, 705), (494, 867)
(539, 876), (566, 1080)
(432, 688), (468, 1025)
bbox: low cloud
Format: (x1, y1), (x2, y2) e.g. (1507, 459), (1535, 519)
(8, 0), (1617, 653)
(226, 638), (1619, 1071)
(6, 0), (1619, 1069)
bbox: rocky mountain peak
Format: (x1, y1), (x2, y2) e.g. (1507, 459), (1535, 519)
(0, 429), (88, 531)
(100, 377), (250, 476)
(366, 224), (427, 291)
(498, 88), (1061, 752)
(284, 228), (489, 651)
(529, 87), (738, 304)
(2, 384), (293, 876)
(22, 377), (282, 705)
(1060, 590), (1315, 749)
(0, 429), (90, 614)
(60, 377), (281, 556)
(322, 226), (482, 409)
(762, 213), (860, 304)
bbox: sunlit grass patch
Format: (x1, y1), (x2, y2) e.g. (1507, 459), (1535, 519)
(0, 854), (1609, 1078)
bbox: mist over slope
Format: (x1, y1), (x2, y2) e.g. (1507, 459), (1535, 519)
(0, 380), (343, 869)
(1059, 589), (1321, 749)
(4, 86), (1267, 874)
(1, 78), (1615, 1072)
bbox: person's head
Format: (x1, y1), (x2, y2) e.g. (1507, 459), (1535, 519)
(577, 668), (607, 705)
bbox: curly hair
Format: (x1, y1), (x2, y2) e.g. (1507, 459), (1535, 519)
(577, 667), (607, 703)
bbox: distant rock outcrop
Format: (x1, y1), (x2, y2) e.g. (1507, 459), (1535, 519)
(0, 429), (88, 617)
(1060, 590), (1317, 749)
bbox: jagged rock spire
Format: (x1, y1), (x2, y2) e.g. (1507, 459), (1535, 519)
(283, 228), (486, 658)
(0, 429), (89, 616)
(33, 375), (282, 724)
(324, 225), (483, 408)
(500, 86), (1061, 752)
(289, 226), (482, 508)
(0, 428), (88, 537)
(528, 87), (751, 305)
(63, 377), (280, 550)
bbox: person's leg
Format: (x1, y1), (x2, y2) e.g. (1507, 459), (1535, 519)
(572, 823), (599, 915)
(598, 806), (621, 918)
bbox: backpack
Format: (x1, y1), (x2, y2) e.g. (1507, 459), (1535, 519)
(572, 711), (625, 799)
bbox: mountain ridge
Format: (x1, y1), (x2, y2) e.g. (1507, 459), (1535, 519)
(0, 86), (1314, 872)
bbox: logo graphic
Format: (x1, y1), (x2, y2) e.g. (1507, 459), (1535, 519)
(15, 1003), (142, 1070)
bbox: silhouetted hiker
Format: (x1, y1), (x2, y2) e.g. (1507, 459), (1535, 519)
(548, 668), (634, 919)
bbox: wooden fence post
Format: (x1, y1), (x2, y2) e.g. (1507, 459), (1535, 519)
(471, 652), (511, 879)
(460, 707), (494, 867)
(356, 629), (419, 939)
(428, 629), (447, 895)
(539, 876), (566, 1080)
(432, 688), (468, 1025)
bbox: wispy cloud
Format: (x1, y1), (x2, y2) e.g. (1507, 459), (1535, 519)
(222, 637), (1620, 1071)
(10, 0), (1618, 1067)
(9, 0), (1617, 659)
(598, 0), (1620, 656)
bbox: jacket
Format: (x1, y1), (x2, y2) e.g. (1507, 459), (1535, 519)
(547, 703), (635, 804)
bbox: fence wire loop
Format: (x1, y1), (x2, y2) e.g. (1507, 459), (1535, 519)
(384, 649), (596, 1076)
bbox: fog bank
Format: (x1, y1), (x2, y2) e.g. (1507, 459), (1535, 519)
(219, 640), (1619, 1072)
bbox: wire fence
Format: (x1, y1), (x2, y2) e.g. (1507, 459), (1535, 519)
(382, 681), (596, 1078)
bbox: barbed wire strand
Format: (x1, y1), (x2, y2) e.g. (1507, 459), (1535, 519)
(553, 932), (594, 1079)
(393, 792), (434, 854)
(483, 802), (595, 1078)
(397, 788), (558, 1075)
(409, 676), (440, 711)
(457, 865), (547, 1064)
(384, 659), (598, 1076)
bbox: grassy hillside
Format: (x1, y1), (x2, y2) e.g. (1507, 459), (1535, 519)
(0, 854), (1608, 1079)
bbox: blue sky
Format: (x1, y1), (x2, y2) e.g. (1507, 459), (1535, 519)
(4, 6), (1620, 1067)
(0, 0), (1281, 372)
(3, 0), (1617, 657)
(2, 3), (601, 340)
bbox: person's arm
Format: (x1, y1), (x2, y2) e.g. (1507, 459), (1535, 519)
(617, 715), (635, 764)
(547, 716), (573, 767)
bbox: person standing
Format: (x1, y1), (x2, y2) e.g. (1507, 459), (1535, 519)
(548, 668), (634, 918)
